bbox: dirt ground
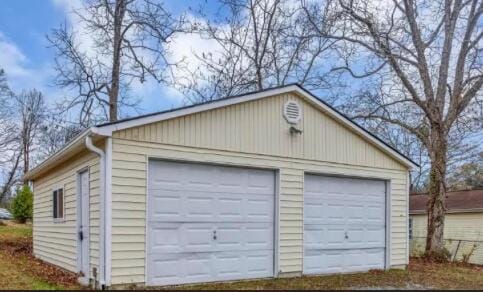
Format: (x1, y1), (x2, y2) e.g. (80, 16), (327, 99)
(2, 221), (483, 290)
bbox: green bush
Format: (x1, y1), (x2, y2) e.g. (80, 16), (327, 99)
(10, 185), (33, 223)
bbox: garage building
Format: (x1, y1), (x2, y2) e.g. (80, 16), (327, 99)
(25, 84), (417, 288)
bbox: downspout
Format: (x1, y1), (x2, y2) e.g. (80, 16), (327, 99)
(85, 135), (106, 289)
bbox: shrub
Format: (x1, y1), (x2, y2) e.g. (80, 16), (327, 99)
(10, 185), (33, 224)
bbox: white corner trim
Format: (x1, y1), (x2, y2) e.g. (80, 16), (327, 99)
(85, 135), (106, 288)
(105, 137), (112, 286)
(385, 179), (392, 269)
(75, 170), (82, 274)
(406, 172), (410, 265)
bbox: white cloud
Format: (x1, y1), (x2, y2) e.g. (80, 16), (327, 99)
(166, 15), (225, 92)
(0, 31), (56, 98)
(51, 0), (97, 57)
(0, 31), (30, 78)
(169, 32), (220, 72)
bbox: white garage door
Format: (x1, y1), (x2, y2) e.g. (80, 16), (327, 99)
(147, 161), (275, 286)
(303, 175), (386, 274)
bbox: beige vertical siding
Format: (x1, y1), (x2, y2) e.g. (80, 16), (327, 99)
(410, 213), (483, 264)
(33, 150), (100, 278)
(110, 92), (409, 285)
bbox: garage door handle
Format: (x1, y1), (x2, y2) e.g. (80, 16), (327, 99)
(344, 232), (348, 239)
(213, 230), (217, 240)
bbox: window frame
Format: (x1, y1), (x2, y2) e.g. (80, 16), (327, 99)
(52, 186), (65, 222)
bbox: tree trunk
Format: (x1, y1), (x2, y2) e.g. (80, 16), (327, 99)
(23, 139), (29, 174)
(0, 151), (21, 203)
(425, 128), (447, 254)
(109, 0), (125, 122)
(23, 149), (29, 174)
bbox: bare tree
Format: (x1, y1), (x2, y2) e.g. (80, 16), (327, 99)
(447, 152), (483, 190)
(0, 69), (19, 203)
(0, 69), (9, 96)
(304, 0), (483, 254)
(48, 0), (184, 124)
(176, 0), (340, 103)
(0, 72), (47, 201)
(16, 90), (46, 174)
(38, 116), (85, 159)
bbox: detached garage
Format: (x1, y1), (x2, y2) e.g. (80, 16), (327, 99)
(25, 84), (416, 288)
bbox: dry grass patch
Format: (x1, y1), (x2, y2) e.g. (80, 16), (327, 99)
(162, 259), (483, 290)
(0, 220), (80, 290)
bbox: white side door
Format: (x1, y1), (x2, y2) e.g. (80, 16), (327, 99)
(147, 161), (275, 286)
(303, 175), (386, 274)
(77, 170), (90, 283)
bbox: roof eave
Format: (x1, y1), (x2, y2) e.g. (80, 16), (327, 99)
(24, 127), (107, 181)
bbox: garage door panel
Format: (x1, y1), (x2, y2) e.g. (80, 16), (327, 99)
(363, 180), (386, 195)
(148, 249), (274, 286)
(303, 250), (344, 274)
(217, 224), (274, 250)
(149, 222), (273, 254)
(147, 161), (275, 285)
(150, 193), (182, 221)
(367, 203), (385, 214)
(366, 227), (385, 245)
(149, 194), (273, 223)
(303, 226), (324, 249)
(303, 174), (386, 274)
(303, 248), (385, 275)
(149, 223), (214, 254)
(246, 197), (274, 221)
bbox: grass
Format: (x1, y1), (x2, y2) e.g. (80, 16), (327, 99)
(0, 220), (80, 290)
(1, 222), (483, 290)
(0, 221), (32, 237)
(0, 252), (59, 290)
(170, 260), (483, 290)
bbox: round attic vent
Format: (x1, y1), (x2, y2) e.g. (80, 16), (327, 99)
(283, 100), (302, 124)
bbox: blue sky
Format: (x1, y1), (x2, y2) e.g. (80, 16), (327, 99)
(0, 0), (220, 118)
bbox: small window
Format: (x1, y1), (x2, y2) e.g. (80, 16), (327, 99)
(53, 188), (64, 220)
(409, 217), (413, 240)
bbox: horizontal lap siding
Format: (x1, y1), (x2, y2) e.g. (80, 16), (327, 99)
(411, 213), (483, 264)
(110, 92), (409, 285)
(33, 150), (100, 278)
(111, 139), (408, 284)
